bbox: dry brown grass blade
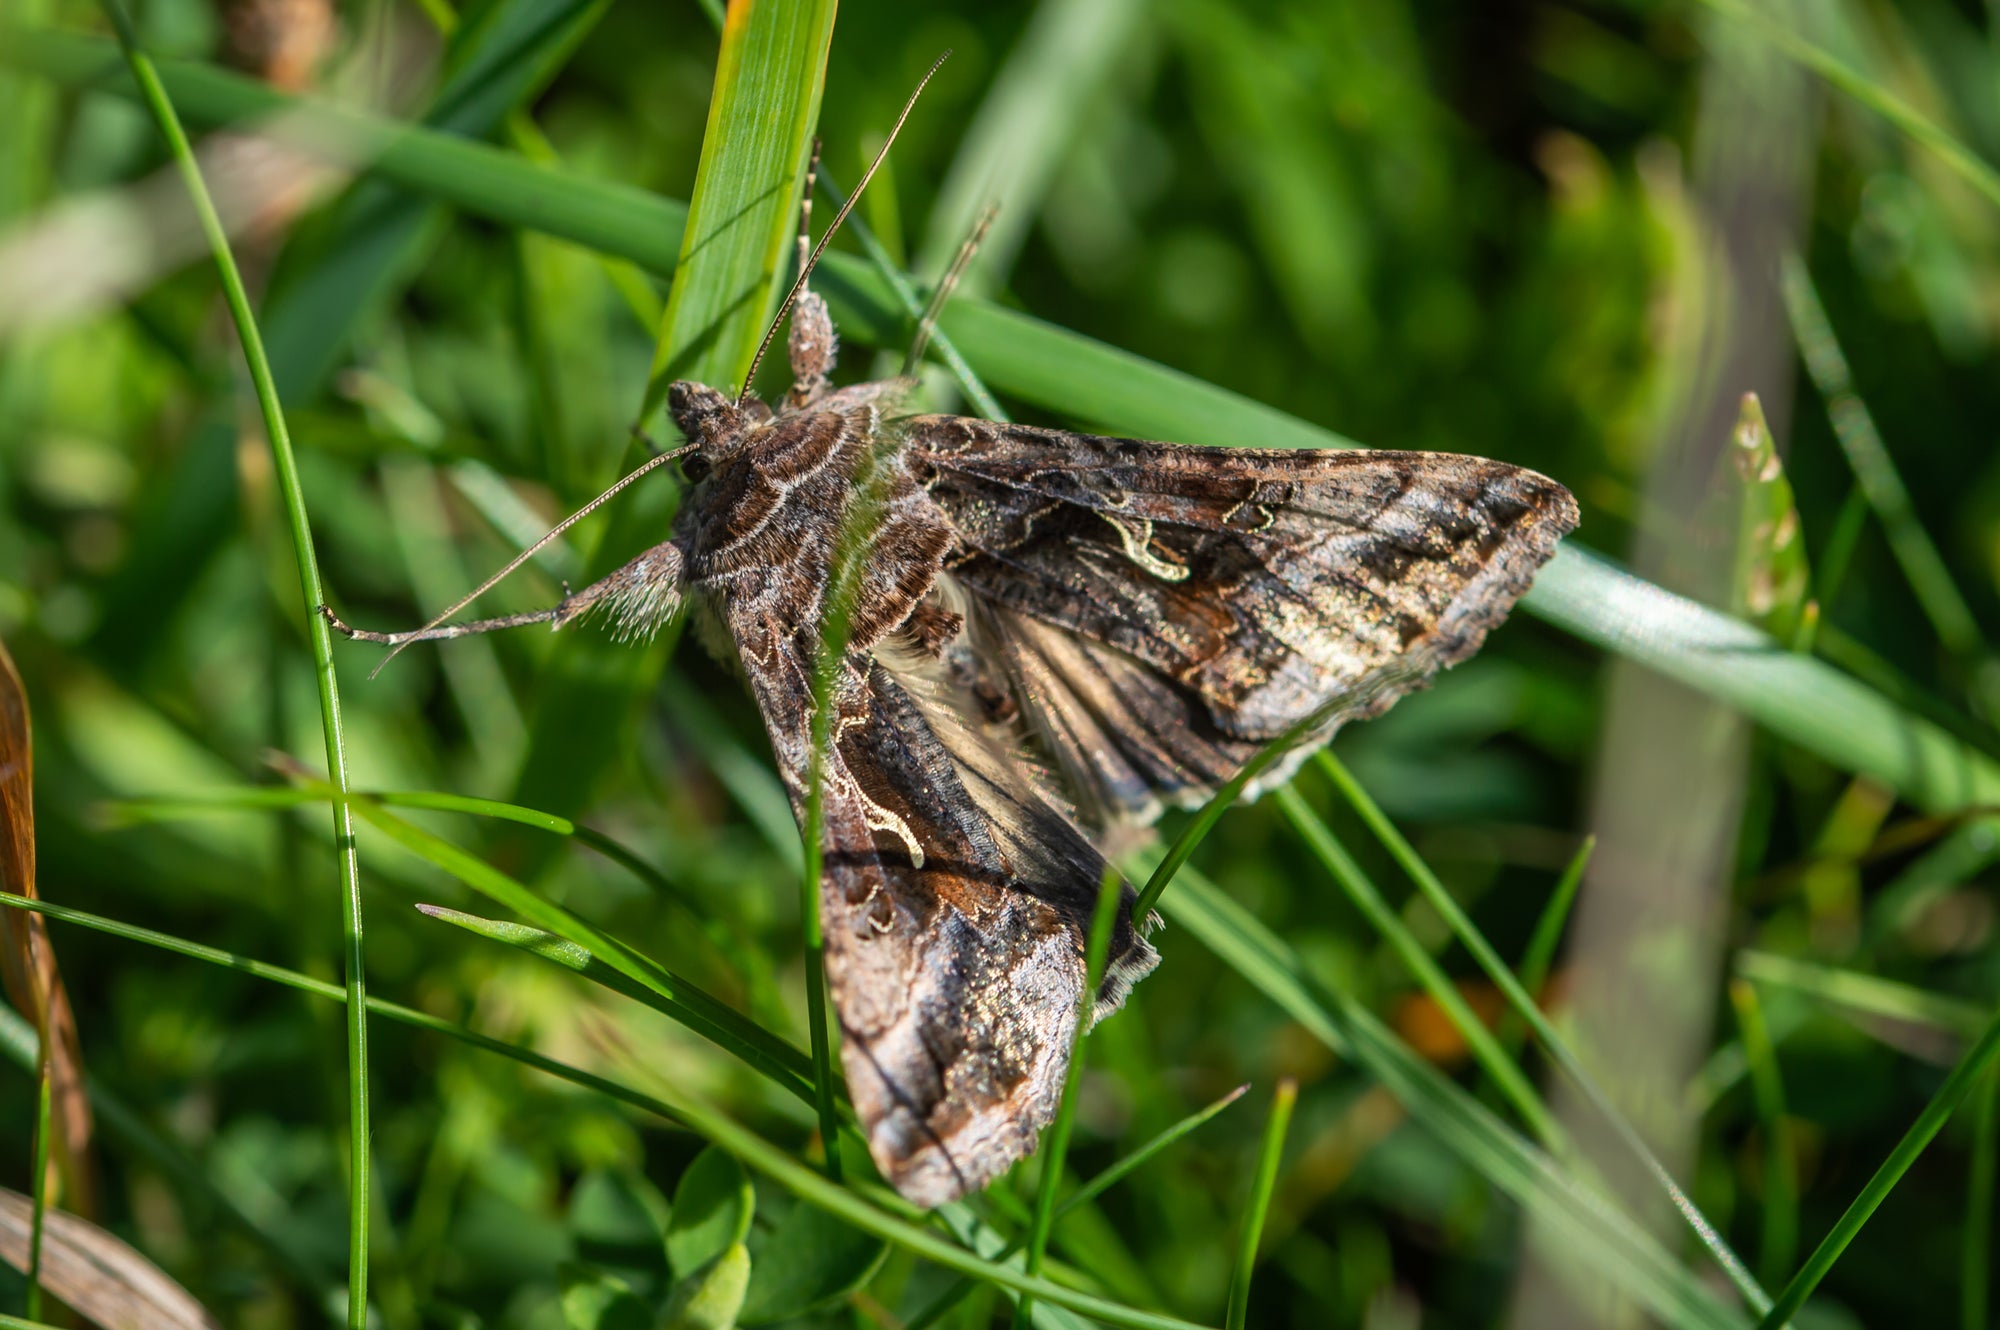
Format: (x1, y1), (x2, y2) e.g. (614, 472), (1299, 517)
(0, 637), (96, 1212)
(0, 1186), (221, 1329)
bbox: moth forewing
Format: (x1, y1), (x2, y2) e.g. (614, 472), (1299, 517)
(326, 79), (1577, 1209)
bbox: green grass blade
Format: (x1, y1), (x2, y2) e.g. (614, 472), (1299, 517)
(1496, 834), (1593, 1057)
(1310, 753), (1768, 1307)
(907, 1084), (1251, 1330)
(1016, 875), (1122, 1328)
(1225, 1079), (1295, 1330)
(86, 6), (373, 1322)
(1157, 867), (1748, 1330)
(1131, 715), (1322, 922)
(1781, 253), (1982, 658)
(1966, 1070), (1997, 1330)
(286, 783), (818, 1100)
(1272, 782), (1554, 1142)
(1729, 980), (1798, 1288)
(412, 904), (816, 1103)
(1755, 1000), (2000, 1329)
(0, 1315), (63, 1329)
(640, 0), (837, 415)
(1736, 950), (1988, 1038)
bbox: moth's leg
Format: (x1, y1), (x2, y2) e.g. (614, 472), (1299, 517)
(786, 137), (838, 411)
(903, 203), (997, 375)
(322, 540), (685, 647)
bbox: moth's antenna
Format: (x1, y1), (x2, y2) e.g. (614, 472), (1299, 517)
(903, 202), (997, 377)
(734, 50), (951, 407)
(369, 440), (695, 675)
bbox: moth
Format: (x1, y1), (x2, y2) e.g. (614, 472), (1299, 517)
(326, 75), (1578, 1208)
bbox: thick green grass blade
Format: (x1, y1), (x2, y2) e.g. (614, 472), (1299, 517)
(86, 7), (374, 1322)
(23, 1050), (49, 1320)
(1157, 866), (1749, 1330)
(640, 0), (836, 413)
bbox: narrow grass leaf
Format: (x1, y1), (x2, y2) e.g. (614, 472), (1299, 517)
(85, 6), (374, 1320)
(1737, 950), (1987, 1038)
(1017, 875), (1122, 1327)
(414, 903), (815, 1103)
(1273, 782), (1552, 1141)
(1156, 867), (1748, 1330)
(1312, 754), (1769, 1309)
(1225, 1079), (1295, 1330)
(1691, 0), (2000, 216)
(907, 1084), (1251, 1330)
(284, 786), (819, 1100)
(1496, 834), (1592, 1057)
(1965, 1070), (1997, 1330)
(1755, 1000), (2000, 1329)
(1781, 253), (1981, 659)
(1729, 980), (1799, 1287)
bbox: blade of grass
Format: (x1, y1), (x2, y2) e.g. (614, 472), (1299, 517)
(1271, 783), (1553, 1142)
(411, 904), (812, 1104)
(906, 1085), (1251, 1330)
(1155, 865), (1749, 1330)
(272, 778), (819, 1100)
(1754, 999), (2000, 1329)
(1225, 1079), (1295, 1330)
(1966, 1069), (1997, 1330)
(17, 31), (2000, 821)
(1736, 949), (1987, 1038)
(1130, 712), (1323, 923)
(1495, 834), (1593, 1058)
(1780, 253), (1982, 659)
(88, 6), (373, 1323)
(639, 0), (836, 415)
(1016, 875), (1122, 1328)
(1729, 980), (1798, 1288)
(1311, 754), (1770, 1310)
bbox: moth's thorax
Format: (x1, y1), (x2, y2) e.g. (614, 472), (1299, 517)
(675, 402), (955, 667)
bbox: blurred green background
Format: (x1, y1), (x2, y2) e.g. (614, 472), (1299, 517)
(6, 0), (2000, 1326)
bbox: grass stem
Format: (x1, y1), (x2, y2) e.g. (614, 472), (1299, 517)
(87, 2), (371, 1322)
(1226, 1078), (1296, 1330)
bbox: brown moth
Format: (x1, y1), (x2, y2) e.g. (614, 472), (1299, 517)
(326, 92), (1578, 1208)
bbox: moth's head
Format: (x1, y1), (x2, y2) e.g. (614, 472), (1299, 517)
(668, 381), (749, 456)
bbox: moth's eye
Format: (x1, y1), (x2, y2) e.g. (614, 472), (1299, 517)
(680, 454), (711, 484)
